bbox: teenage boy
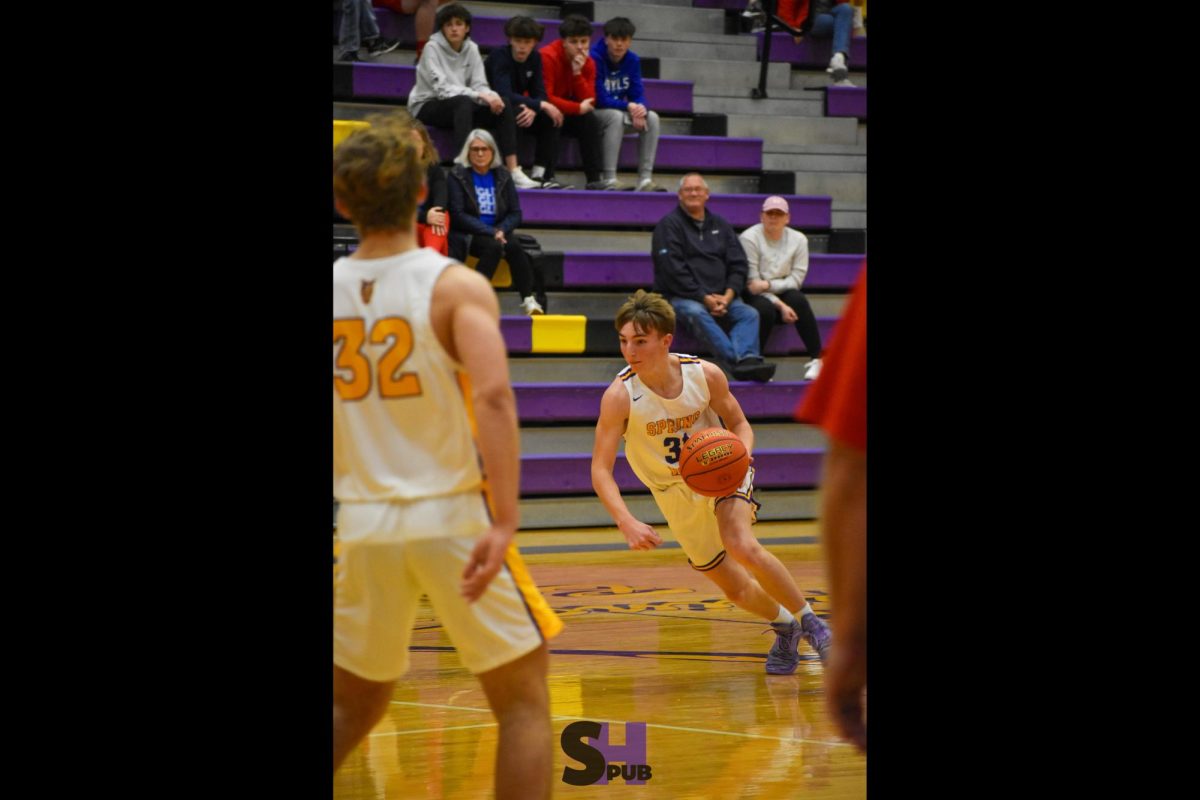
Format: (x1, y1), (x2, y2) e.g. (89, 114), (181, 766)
(590, 17), (666, 192)
(484, 16), (567, 189)
(539, 15), (624, 191)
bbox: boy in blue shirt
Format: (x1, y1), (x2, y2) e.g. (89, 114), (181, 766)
(589, 17), (666, 192)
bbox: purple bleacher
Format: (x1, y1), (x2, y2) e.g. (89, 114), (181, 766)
(826, 85), (866, 119)
(516, 190), (829, 228)
(348, 64), (693, 114)
(371, 11), (605, 48)
(562, 252), (863, 289)
(756, 32), (866, 67)
(520, 449), (823, 494)
(513, 381), (808, 423)
(501, 316), (532, 352)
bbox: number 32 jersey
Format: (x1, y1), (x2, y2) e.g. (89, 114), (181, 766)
(619, 356), (723, 492)
(333, 249), (482, 503)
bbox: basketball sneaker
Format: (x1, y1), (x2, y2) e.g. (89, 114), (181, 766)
(801, 612), (832, 663)
(765, 619), (804, 675)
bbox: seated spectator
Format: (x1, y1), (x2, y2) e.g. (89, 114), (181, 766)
(412, 120), (450, 255)
(775, 0), (857, 86)
(371, 0), (447, 60)
(408, 3), (541, 188)
(485, 16), (567, 189)
(336, 0), (401, 62)
(651, 173), (777, 382)
(590, 17), (666, 193)
(539, 15), (624, 191)
(740, 196), (823, 379)
(447, 130), (545, 315)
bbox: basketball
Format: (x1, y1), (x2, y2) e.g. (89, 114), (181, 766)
(678, 427), (750, 497)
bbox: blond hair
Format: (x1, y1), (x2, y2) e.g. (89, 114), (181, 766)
(615, 289), (676, 337)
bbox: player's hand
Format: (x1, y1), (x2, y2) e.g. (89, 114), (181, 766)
(825, 640), (867, 753)
(461, 525), (515, 602)
(542, 102), (564, 126)
(618, 518), (662, 551)
(778, 303), (798, 323)
(578, 97), (595, 114)
(515, 105), (536, 127)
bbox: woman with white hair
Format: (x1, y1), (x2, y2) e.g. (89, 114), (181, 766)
(446, 130), (544, 315)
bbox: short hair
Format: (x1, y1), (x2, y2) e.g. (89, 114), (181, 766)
(615, 290), (676, 337)
(603, 17), (636, 38)
(678, 172), (709, 191)
(505, 15), (545, 41)
(558, 14), (594, 39)
(453, 129), (502, 169)
(435, 3), (472, 32)
(410, 119), (440, 168)
(333, 112), (423, 236)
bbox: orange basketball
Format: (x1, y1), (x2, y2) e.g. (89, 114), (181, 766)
(678, 427), (750, 497)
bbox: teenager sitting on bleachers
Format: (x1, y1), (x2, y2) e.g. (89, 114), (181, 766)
(485, 17), (567, 189)
(447, 129), (545, 315)
(408, 4), (541, 188)
(590, 17), (667, 193)
(336, 0), (401, 62)
(413, 120), (450, 255)
(539, 15), (622, 191)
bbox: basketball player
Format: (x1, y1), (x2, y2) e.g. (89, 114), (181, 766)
(591, 289), (831, 674)
(333, 112), (562, 800)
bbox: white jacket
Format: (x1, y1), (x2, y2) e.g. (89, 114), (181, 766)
(739, 223), (810, 306)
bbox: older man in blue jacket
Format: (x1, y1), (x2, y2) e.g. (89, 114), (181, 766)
(589, 17), (666, 192)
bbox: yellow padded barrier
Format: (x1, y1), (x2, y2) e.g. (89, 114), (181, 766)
(333, 119), (370, 150)
(531, 315), (587, 354)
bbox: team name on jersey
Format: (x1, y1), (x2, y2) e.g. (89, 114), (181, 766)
(604, 75), (631, 94)
(644, 410), (704, 438)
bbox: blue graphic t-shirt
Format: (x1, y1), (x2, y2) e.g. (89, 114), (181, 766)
(472, 170), (497, 227)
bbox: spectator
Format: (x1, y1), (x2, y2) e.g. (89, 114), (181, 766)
(447, 129), (545, 315)
(776, 0), (857, 86)
(485, 17), (567, 189)
(651, 173), (777, 382)
(412, 120), (450, 255)
(408, 3), (541, 188)
(740, 196), (823, 379)
(539, 15), (623, 191)
(337, 0), (401, 62)
(371, 0), (447, 61)
(590, 17), (667, 193)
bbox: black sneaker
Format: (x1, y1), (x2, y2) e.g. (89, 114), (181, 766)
(538, 178), (565, 189)
(336, 49), (361, 62)
(365, 37), (401, 58)
(732, 360), (777, 382)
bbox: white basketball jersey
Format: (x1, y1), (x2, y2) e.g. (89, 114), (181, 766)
(333, 248), (482, 503)
(620, 355), (724, 492)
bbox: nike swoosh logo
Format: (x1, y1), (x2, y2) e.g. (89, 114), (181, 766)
(632, 395), (643, 401)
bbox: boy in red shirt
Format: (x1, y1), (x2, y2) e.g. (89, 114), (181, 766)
(538, 15), (623, 190)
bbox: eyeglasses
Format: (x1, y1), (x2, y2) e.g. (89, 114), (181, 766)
(469, 146), (492, 153)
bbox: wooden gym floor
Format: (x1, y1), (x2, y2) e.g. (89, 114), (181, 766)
(334, 521), (866, 799)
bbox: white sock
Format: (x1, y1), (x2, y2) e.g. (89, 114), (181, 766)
(530, 165), (545, 179)
(798, 602), (815, 618)
(771, 606), (796, 626)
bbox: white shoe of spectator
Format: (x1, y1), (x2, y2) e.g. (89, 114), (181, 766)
(803, 358), (822, 380)
(520, 295), (545, 316)
(510, 167), (541, 189)
(831, 78), (857, 87)
(827, 52), (849, 83)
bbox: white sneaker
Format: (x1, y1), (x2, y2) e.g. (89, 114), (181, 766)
(520, 295), (545, 316)
(827, 52), (848, 83)
(803, 358), (822, 380)
(510, 167), (541, 189)
(831, 78), (857, 87)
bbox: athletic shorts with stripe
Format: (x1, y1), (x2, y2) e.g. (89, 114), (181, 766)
(650, 466), (761, 572)
(334, 493), (563, 682)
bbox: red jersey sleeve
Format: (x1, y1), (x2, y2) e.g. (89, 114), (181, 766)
(795, 263), (866, 452)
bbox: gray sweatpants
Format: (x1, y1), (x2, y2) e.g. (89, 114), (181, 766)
(594, 108), (661, 182)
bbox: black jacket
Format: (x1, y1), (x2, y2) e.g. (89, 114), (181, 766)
(417, 163), (448, 225)
(651, 204), (748, 302)
(484, 45), (548, 112)
(446, 164), (522, 237)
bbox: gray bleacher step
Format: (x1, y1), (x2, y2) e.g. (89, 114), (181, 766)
(589, 2), (726, 35)
(658, 59), (791, 92)
(549, 172), (759, 194)
(522, 228), (654, 252)
(331, 102), (687, 135)
(764, 152), (866, 173)
(762, 139), (866, 155)
(637, 30), (762, 47)
(500, 291), (847, 318)
(791, 69), (867, 90)
(461, 1), (561, 18)
(693, 95), (824, 118)
(510, 355), (825, 383)
(519, 488), (819, 528)
(519, 423), (826, 454)
(792, 172), (866, 208)
(624, 38), (759, 62)
(727, 114), (860, 148)
(332, 46), (414, 66)
(831, 210), (866, 229)
(693, 83), (819, 101)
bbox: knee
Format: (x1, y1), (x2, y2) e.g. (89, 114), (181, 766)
(835, 3), (854, 19)
(646, 110), (660, 130)
(725, 535), (765, 567)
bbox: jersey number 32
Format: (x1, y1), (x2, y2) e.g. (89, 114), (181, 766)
(333, 317), (421, 400)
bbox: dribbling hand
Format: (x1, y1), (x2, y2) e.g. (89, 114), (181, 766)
(619, 518), (662, 551)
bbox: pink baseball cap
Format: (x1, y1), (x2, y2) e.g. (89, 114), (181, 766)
(761, 196), (789, 213)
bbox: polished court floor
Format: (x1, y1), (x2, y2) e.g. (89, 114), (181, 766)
(334, 521), (866, 799)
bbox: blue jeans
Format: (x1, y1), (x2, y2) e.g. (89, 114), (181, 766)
(808, 3), (855, 57)
(339, 0), (381, 52)
(670, 297), (761, 365)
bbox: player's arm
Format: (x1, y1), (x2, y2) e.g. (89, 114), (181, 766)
(590, 380), (662, 551)
(703, 361), (754, 455)
(433, 266), (521, 600)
